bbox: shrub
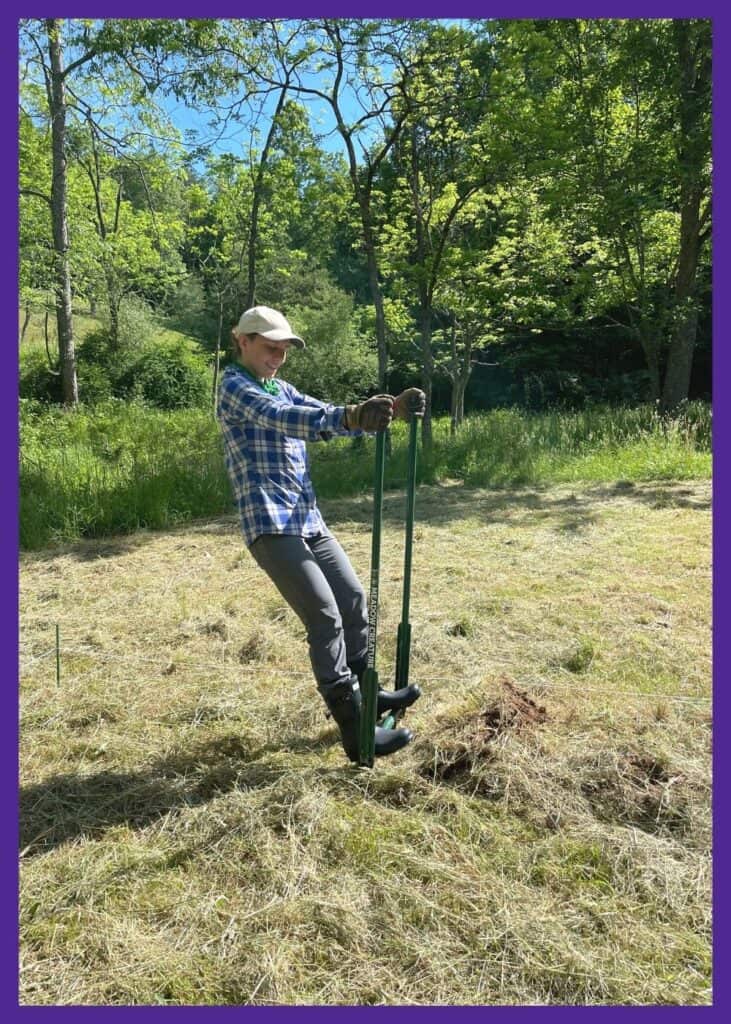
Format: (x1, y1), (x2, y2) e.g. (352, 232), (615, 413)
(280, 288), (378, 403)
(118, 342), (211, 410)
(19, 350), (63, 404)
(19, 348), (116, 405)
(114, 295), (159, 352)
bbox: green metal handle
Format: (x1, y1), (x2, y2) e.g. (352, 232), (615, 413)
(395, 415), (419, 688)
(359, 428), (387, 767)
(382, 415), (420, 732)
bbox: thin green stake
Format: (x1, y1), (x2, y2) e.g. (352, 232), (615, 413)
(359, 428), (387, 767)
(56, 624), (61, 687)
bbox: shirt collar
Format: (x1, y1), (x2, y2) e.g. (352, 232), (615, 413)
(234, 361), (280, 395)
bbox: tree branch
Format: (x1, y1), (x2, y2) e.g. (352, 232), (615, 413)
(19, 187), (52, 207)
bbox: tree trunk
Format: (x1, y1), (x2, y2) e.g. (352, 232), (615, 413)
(20, 303), (32, 345)
(44, 309), (59, 372)
(360, 202), (388, 391)
(108, 288), (121, 349)
(449, 323), (472, 434)
(457, 379), (466, 425)
(661, 181), (703, 410)
(212, 293), (224, 413)
(245, 83), (289, 309)
(662, 305), (699, 411)
(449, 322), (458, 436)
(46, 18), (78, 406)
(454, 370), (470, 431)
(660, 20), (710, 412)
(419, 307), (434, 454)
(451, 380), (468, 436)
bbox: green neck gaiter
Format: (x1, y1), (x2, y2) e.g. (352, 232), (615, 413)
(235, 361), (280, 395)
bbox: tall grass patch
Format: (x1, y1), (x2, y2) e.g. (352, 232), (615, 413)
(424, 403), (711, 487)
(20, 401), (229, 549)
(21, 401), (711, 549)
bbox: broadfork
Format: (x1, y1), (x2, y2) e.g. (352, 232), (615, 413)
(358, 412), (422, 767)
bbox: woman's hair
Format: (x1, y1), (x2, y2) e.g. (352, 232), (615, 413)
(229, 329), (258, 358)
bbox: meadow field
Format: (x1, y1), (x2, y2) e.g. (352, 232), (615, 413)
(19, 11), (713, 1003)
(19, 471), (711, 1005)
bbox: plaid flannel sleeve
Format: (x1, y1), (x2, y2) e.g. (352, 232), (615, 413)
(289, 386), (363, 438)
(218, 375), (347, 440)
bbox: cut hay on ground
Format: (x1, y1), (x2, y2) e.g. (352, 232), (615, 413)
(20, 480), (711, 1005)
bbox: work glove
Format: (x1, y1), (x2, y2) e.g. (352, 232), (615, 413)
(393, 387), (426, 421)
(343, 394), (394, 431)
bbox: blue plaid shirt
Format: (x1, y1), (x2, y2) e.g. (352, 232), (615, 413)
(217, 363), (353, 547)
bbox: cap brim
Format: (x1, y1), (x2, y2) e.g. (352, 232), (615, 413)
(260, 328), (305, 349)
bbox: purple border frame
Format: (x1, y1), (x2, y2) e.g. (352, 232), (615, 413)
(7, 2), (726, 1018)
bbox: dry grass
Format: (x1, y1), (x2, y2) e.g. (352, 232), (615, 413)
(19, 479), (712, 1005)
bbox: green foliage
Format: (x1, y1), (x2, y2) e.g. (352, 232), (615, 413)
(20, 303), (211, 411)
(166, 273), (217, 342)
(18, 16), (712, 419)
(109, 294), (159, 351)
(19, 349), (118, 405)
(19, 351), (63, 405)
(20, 400), (227, 549)
(117, 343), (211, 410)
(278, 276), (378, 403)
(19, 112), (53, 300)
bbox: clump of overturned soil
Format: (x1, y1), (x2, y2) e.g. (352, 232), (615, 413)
(481, 678), (548, 738)
(422, 677), (548, 787)
(579, 748), (691, 835)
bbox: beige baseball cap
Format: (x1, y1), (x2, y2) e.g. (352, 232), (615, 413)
(234, 305), (305, 349)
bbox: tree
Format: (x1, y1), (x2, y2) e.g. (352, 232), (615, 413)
(107, 19), (305, 315)
(20, 19), (100, 403)
(20, 18), (190, 398)
(184, 157), (252, 405)
(508, 18), (711, 409)
(66, 129), (185, 346)
(234, 19), (423, 390)
(18, 109), (55, 344)
(662, 19), (712, 410)
(379, 24), (506, 448)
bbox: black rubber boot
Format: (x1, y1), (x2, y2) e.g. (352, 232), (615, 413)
(348, 657), (422, 717)
(376, 684), (421, 715)
(319, 677), (413, 763)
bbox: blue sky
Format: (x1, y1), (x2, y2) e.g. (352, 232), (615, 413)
(155, 18), (474, 164)
(20, 17), (475, 170)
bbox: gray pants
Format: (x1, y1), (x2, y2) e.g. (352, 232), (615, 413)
(249, 533), (368, 688)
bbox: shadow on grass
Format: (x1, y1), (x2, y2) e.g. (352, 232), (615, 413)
(318, 479), (711, 534)
(20, 515), (240, 565)
(21, 479), (709, 565)
(19, 729), (333, 857)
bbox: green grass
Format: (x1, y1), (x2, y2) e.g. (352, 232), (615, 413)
(20, 400), (711, 549)
(19, 305), (203, 357)
(19, 308), (103, 356)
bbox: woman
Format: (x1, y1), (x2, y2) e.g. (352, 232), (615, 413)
(217, 305), (425, 763)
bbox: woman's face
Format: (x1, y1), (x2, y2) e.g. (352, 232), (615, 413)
(238, 333), (292, 378)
